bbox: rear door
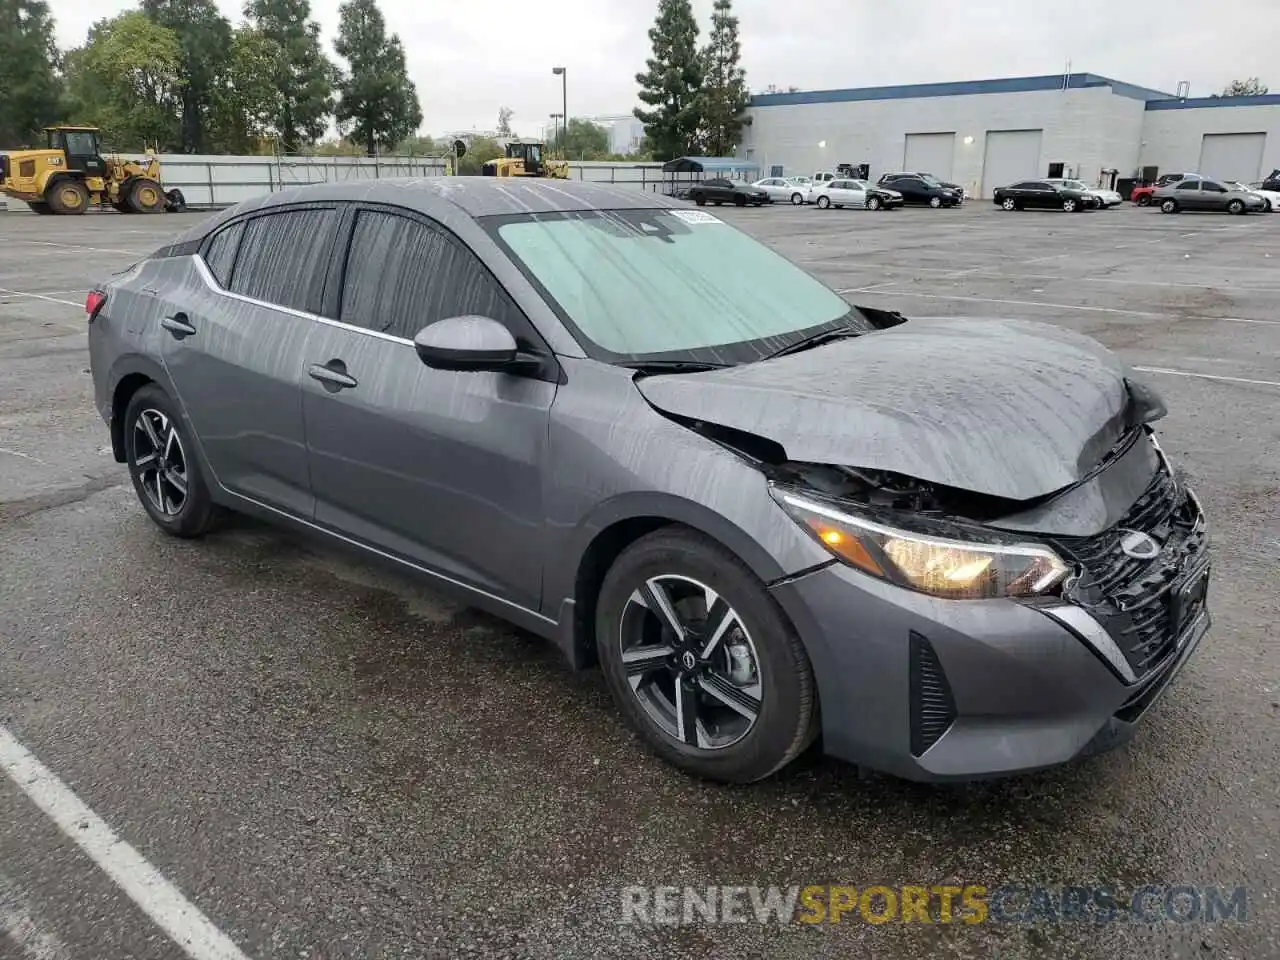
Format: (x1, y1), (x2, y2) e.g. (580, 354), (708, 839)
(299, 205), (557, 611)
(160, 204), (340, 516)
(894, 176), (926, 203)
(1175, 180), (1205, 209)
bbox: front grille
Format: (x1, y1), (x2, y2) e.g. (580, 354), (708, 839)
(1053, 462), (1208, 677)
(909, 632), (956, 756)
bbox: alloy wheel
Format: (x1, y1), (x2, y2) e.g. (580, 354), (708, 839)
(1002, 198), (1016, 210)
(133, 408), (189, 516)
(619, 575), (762, 750)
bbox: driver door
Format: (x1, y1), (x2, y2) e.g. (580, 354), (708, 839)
(300, 205), (557, 611)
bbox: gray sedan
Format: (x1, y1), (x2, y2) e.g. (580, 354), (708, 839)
(87, 179), (1210, 784)
(1153, 178), (1267, 214)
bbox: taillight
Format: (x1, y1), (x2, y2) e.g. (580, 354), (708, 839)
(85, 289), (106, 321)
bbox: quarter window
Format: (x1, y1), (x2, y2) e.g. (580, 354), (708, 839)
(202, 222), (244, 288)
(339, 210), (526, 342)
(228, 208), (338, 313)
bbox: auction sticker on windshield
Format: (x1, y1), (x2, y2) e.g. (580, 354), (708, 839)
(670, 210), (723, 224)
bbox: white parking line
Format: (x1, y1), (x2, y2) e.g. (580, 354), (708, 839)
(0, 875), (73, 960)
(0, 726), (251, 960)
(10, 239), (149, 257)
(836, 287), (1280, 325)
(0, 288), (81, 308)
(1133, 366), (1280, 388)
(834, 263), (1280, 293)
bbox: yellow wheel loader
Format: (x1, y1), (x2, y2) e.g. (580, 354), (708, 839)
(481, 139), (569, 179)
(0, 126), (185, 215)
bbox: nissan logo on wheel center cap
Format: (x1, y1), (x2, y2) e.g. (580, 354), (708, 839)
(1119, 529), (1161, 560)
(681, 651), (697, 671)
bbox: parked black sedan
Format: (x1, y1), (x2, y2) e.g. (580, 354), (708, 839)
(689, 178), (770, 207)
(993, 180), (1098, 212)
(876, 173), (962, 208)
(878, 171), (965, 202)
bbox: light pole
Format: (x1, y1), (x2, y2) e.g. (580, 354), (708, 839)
(549, 112), (563, 152)
(552, 66), (567, 156)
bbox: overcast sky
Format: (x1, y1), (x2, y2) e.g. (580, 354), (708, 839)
(48, 0), (1275, 138)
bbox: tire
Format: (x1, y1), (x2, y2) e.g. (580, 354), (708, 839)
(835, 204), (843, 209)
(127, 178), (166, 214)
(1160, 199), (1179, 214)
(46, 179), (89, 215)
(816, 195), (830, 209)
(790, 192), (804, 205)
(1062, 199), (1077, 212)
(734, 195), (746, 207)
(112, 201), (133, 213)
(123, 384), (217, 538)
(595, 528), (818, 783)
(929, 196), (943, 208)
(693, 194), (706, 206)
(164, 188), (186, 213)
(27, 201), (54, 215)
(1136, 195), (1151, 207)
(1001, 197), (1017, 211)
(866, 196), (881, 211)
(1227, 199), (1245, 215)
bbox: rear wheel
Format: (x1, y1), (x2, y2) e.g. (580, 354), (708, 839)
(693, 194), (706, 206)
(596, 528), (818, 783)
(1136, 194), (1151, 207)
(27, 201), (54, 215)
(1160, 199), (1179, 214)
(790, 192), (804, 205)
(816, 195), (830, 209)
(46, 179), (89, 215)
(123, 385), (217, 537)
(127, 178), (166, 214)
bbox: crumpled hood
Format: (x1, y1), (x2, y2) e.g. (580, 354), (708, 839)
(636, 317), (1145, 502)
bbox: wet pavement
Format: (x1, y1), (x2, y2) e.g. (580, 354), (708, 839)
(1, 204), (1277, 958)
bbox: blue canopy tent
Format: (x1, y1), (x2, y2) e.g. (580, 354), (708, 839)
(661, 157), (760, 196)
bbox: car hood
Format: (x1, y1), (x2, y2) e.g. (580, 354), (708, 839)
(635, 317), (1148, 502)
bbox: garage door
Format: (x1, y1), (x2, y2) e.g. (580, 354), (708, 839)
(904, 132), (956, 180)
(1198, 133), (1266, 183)
(980, 129), (1044, 198)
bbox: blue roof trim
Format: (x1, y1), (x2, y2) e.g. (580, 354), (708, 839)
(1145, 94), (1280, 110)
(749, 73), (1174, 108)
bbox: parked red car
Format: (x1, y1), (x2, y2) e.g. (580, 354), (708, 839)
(1132, 173), (1201, 206)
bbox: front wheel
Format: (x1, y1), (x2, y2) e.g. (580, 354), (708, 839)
(1063, 198), (1078, 212)
(734, 195), (746, 207)
(596, 528), (819, 783)
(816, 195), (830, 209)
(693, 194), (706, 206)
(790, 192), (804, 205)
(123, 384), (217, 537)
(1227, 199), (1245, 215)
(866, 196), (881, 211)
(127, 178), (166, 214)
(27, 201), (54, 215)
(929, 196), (943, 208)
(1160, 199), (1179, 214)
(1001, 197), (1017, 211)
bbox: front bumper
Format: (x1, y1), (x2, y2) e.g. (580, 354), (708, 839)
(768, 482), (1210, 782)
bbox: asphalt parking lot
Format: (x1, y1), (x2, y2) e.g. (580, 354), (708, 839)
(1, 200), (1278, 959)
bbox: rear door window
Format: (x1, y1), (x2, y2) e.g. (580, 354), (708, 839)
(227, 207), (339, 314)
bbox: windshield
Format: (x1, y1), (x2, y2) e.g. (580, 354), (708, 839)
(919, 174), (943, 187)
(1063, 180), (1088, 190)
(489, 209), (867, 364)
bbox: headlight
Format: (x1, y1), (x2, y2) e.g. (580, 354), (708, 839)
(772, 490), (1070, 600)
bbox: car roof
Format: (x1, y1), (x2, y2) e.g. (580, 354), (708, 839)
(174, 177), (685, 243)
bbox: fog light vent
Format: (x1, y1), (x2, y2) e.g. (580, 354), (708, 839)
(909, 631), (956, 757)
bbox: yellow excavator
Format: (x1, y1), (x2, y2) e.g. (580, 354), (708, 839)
(481, 139), (569, 179)
(0, 126), (184, 215)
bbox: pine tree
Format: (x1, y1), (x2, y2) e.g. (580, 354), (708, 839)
(333, 0), (422, 157)
(141, 0), (232, 153)
(699, 0), (750, 157)
(0, 0), (61, 146)
(633, 0), (703, 161)
(242, 0), (335, 152)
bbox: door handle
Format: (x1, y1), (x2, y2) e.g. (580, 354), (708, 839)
(160, 314), (196, 338)
(308, 362), (358, 390)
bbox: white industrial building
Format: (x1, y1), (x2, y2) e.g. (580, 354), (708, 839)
(740, 73), (1280, 197)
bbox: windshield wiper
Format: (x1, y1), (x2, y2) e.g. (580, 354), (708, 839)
(763, 327), (864, 360)
(616, 359), (729, 374)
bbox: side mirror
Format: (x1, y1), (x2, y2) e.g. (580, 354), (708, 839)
(413, 315), (520, 372)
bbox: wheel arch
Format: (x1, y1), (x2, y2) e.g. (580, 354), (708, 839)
(552, 493), (790, 670)
(106, 354), (178, 462)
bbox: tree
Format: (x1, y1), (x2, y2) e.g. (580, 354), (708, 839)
(141, 0), (232, 153)
(206, 25), (280, 153)
(333, 0), (423, 157)
(242, 0), (335, 152)
(552, 118), (610, 160)
(454, 136), (503, 175)
(698, 0), (749, 156)
(634, 0), (703, 161)
(0, 0), (61, 146)
(1219, 77), (1268, 97)
(62, 11), (185, 150)
(496, 106), (513, 138)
